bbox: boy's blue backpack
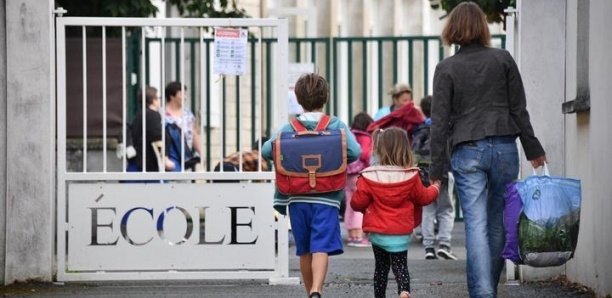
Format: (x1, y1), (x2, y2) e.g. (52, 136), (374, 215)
(411, 122), (431, 185)
(273, 115), (347, 195)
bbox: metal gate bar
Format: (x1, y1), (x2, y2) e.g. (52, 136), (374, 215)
(56, 17), (293, 283)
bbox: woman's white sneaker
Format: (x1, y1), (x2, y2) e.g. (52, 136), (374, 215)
(437, 245), (458, 260)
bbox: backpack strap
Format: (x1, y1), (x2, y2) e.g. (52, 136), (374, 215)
(314, 115), (331, 131)
(290, 118), (307, 132)
(290, 115), (331, 132)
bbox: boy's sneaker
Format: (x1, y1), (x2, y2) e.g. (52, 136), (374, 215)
(437, 245), (458, 260)
(425, 247), (437, 259)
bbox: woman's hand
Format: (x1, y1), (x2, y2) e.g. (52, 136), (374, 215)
(165, 159), (176, 171)
(530, 155), (547, 168)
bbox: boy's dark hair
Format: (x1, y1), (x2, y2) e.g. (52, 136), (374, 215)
(294, 73), (329, 111)
(137, 86), (158, 106)
(420, 96), (432, 118)
(351, 112), (374, 131)
(165, 81), (187, 102)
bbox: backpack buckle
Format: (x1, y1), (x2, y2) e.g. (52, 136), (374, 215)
(302, 154), (322, 188)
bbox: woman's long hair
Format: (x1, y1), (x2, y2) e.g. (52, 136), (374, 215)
(441, 1), (491, 46)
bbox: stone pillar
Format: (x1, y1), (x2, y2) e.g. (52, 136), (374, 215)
(313, 0), (332, 90)
(4, 0), (53, 283)
(368, 0), (397, 113)
(276, 0), (297, 35)
(516, 0), (566, 282)
(0, 0), (8, 284)
(314, 0), (331, 36)
(339, 0), (365, 120)
(564, 0), (612, 296)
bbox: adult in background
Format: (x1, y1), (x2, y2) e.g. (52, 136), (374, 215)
(373, 83), (413, 120)
(429, 2), (546, 298)
(128, 86), (163, 172)
(164, 81), (202, 171)
(213, 137), (270, 182)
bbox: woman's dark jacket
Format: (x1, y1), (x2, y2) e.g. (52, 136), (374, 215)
(131, 108), (162, 171)
(430, 44), (545, 180)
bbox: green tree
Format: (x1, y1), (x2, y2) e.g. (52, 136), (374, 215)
(55, 0), (248, 18)
(432, 0), (516, 23)
(55, 0), (249, 36)
(55, 0), (158, 18)
(168, 0), (249, 18)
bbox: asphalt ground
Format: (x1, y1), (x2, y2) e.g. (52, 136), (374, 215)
(0, 222), (596, 297)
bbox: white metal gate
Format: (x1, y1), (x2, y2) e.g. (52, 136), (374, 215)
(55, 17), (294, 283)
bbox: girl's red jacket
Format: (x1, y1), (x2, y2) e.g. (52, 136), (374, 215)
(350, 166), (439, 235)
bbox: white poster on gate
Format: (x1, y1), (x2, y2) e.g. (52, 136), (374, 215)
(67, 183), (275, 271)
(213, 27), (248, 75)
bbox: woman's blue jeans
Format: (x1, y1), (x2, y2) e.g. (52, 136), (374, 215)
(451, 136), (519, 298)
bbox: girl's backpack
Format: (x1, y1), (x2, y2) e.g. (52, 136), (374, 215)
(273, 115), (347, 195)
(411, 122), (432, 186)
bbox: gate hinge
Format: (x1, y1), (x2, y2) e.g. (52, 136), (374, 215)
(53, 7), (68, 17)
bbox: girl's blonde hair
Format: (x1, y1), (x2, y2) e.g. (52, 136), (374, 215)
(372, 127), (414, 167)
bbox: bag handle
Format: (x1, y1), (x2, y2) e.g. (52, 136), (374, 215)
(531, 162), (550, 176)
(290, 115), (331, 132)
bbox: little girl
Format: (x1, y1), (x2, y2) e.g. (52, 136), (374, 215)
(345, 112), (374, 247)
(351, 127), (440, 298)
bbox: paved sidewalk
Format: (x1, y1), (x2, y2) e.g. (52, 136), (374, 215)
(0, 223), (596, 297)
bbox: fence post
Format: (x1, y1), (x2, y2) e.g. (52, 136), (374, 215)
(503, 6), (521, 286)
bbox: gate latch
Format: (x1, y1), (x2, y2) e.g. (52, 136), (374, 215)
(53, 7), (68, 17)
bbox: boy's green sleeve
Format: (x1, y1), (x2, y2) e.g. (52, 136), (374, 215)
(343, 123), (362, 163)
(261, 130), (278, 160)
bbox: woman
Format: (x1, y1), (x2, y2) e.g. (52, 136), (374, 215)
(164, 81), (202, 171)
(429, 2), (547, 298)
(129, 86), (163, 172)
(373, 83), (413, 120)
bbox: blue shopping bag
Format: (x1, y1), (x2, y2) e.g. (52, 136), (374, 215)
(503, 163), (581, 267)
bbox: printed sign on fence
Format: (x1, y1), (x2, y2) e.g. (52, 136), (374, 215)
(214, 27), (248, 76)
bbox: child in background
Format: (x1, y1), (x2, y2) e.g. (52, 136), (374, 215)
(351, 127), (440, 298)
(345, 112), (374, 247)
(262, 73), (361, 298)
(416, 96), (457, 260)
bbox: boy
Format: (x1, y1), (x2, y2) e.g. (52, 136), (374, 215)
(262, 73), (361, 298)
(414, 96), (457, 260)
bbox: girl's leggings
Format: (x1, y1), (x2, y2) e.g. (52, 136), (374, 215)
(372, 245), (411, 298)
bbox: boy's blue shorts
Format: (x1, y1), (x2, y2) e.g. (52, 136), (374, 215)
(288, 202), (343, 256)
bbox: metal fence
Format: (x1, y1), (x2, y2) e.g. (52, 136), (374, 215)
(132, 34), (505, 168)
